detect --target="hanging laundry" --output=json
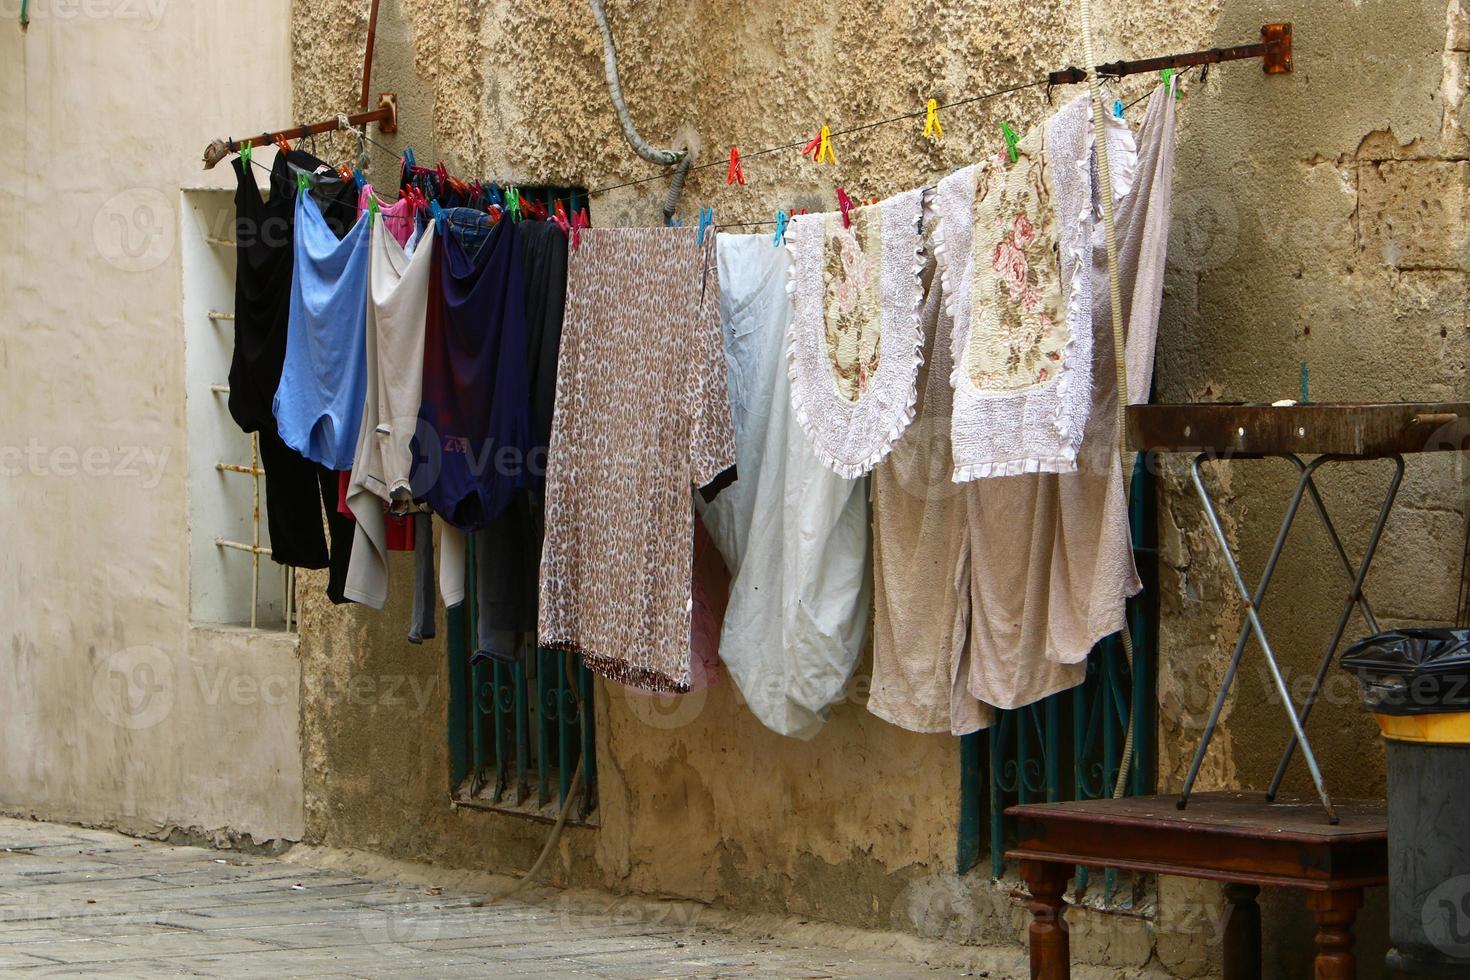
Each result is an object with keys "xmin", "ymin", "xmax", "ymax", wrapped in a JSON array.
[
  {"xmin": 868, "ymin": 215, "xmax": 991, "ymax": 736},
  {"xmin": 274, "ymin": 179, "xmax": 372, "ymax": 473},
  {"xmin": 934, "ymin": 94, "xmax": 1095, "ymax": 481},
  {"xmin": 468, "ymin": 219, "xmax": 574, "ymax": 663},
  {"xmin": 358, "ymin": 183, "xmax": 417, "ymax": 247},
  {"xmin": 539, "ymin": 227, "xmax": 736, "ymax": 694},
  {"xmin": 342, "ymin": 219, "xmax": 437, "ymax": 610},
  {"xmin": 697, "ymin": 233, "xmax": 870, "ymax": 739},
  {"xmin": 230, "ymin": 151, "xmax": 356, "ymax": 574},
  {"xmin": 785, "ymin": 189, "xmax": 926, "ymax": 478},
  {"xmin": 960, "ymin": 86, "xmax": 1177, "ymax": 709},
  {"xmin": 416, "ymin": 211, "xmax": 533, "ymax": 531}
]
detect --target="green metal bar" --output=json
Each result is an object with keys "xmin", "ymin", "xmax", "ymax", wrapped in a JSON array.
[
  {"xmin": 989, "ymin": 715, "xmax": 1007, "ymax": 880},
  {"xmin": 513, "ymin": 656, "xmax": 529, "ymax": 804},
  {"xmin": 445, "ymin": 601, "xmax": 471, "ymax": 789},
  {"xmin": 466, "ymin": 536, "xmax": 486, "ymax": 790},
  {"xmin": 491, "ymin": 662, "xmax": 507, "ymax": 802},
  {"xmin": 1044, "ymin": 698, "xmax": 1061, "ymax": 802},
  {"xmin": 578, "ymin": 664, "xmax": 597, "ymax": 818},
  {"xmin": 536, "ymin": 647, "xmax": 551, "ymax": 804},
  {"xmin": 958, "ymin": 732, "xmax": 984, "ymax": 873},
  {"xmin": 557, "ymin": 651, "xmax": 571, "ymax": 806}
]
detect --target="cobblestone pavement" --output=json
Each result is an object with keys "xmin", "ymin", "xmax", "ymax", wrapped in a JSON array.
[{"xmin": 0, "ymin": 817, "xmax": 977, "ymax": 978}]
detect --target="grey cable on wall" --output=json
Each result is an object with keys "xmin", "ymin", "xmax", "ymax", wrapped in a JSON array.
[{"xmin": 587, "ymin": 0, "xmax": 694, "ymax": 224}]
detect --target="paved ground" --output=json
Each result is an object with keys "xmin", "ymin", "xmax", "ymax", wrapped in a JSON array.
[{"xmin": 0, "ymin": 817, "xmax": 977, "ymax": 978}]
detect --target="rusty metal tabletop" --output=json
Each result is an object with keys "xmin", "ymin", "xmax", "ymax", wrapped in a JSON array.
[{"xmin": 1127, "ymin": 402, "xmax": 1470, "ymax": 456}]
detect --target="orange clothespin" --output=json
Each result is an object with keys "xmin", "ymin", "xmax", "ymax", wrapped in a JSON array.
[
  {"xmin": 273, "ymin": 132, "xmax": 293, "ymax": 157},
  {"xmin": 726, "ymin": 146, "xmax": 746, "ymax": 186},
  {"xmin": 836, "ymin": 187, "xmax": 854, "ymax": 229},
  {"xmin": 801, "ymin": 125, "xmax": 836, "ymax": 165}
]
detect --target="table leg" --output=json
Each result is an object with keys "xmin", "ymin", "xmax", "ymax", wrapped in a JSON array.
[
  {"xmin": 1185, "ymin": 453, "xmax": 1338, "ymax": 822},
  {"xmin": 1307, "ymin": 888, "xmax": 1363, "ymax": 980},
  {"xmin": 1020, "ymin": 859, "xmax": 1071, "ymax": 980},
  {"xmin": 1222, "ymin": 883, "xmax": 1262, "ymax": 980},
  {"xmin": 1266, "ymin": 454, "xmax": 1403, "ymax": 800}
]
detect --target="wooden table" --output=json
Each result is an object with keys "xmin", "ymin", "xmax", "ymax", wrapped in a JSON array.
[{"xmin": 1007, "ymin": 792, "xmax": 1388, "ymax": 979}]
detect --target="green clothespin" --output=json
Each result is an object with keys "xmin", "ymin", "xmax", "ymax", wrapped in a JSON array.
[
  {"xmin": 368, "ymin": 195, "xmax": 380, "ymax": 229},
  {"xmin": 1001, "ymin": 122, "xmax": 1019, "ymax": 163},
  {"xmin": 506, "ymin": 186, "xmax": 522, "ymax": 223},
  {"xmin": 239, "ymin": 140, "xmax": 252, "ymax": 168},
  {"xmin": 296, "ymin": 170, "xmax": 310, "ymax": 195},
  {"xmin": 1161, "ymin": 68, "xmax": 1183, "ymax": 98}
]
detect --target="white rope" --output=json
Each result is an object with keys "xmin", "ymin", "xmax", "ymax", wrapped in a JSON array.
[{"xmin": 1080, "ymin": 0, "xmax": 1140, "ymax": 801}]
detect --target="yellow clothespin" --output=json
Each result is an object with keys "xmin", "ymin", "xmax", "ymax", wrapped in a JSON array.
[
  {"xmin": 803, "ymin": 124, "xmax": 836, "ymax": 166},
  {"xmin": 922, "ymin": 98, "xmax": 944, "ymax": 142}
]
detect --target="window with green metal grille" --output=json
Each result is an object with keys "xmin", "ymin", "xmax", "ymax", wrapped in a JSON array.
[
  {"xmin": 958, "ymin": 454, "xmax": 1159, "ymax": 892},
  {"xmin": 446, "ymin": 536, "xmax": 597, "ymax": 822}
]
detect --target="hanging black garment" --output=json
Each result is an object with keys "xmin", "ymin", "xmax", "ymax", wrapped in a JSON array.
[{"xmin": 229, "ymin": 150, "xmax": 357, "ymax": 573}]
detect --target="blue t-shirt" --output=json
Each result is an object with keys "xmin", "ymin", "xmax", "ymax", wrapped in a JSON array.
[{"xmin": 274, "ymin": 185, "xmax": 371, "ymax": 471}]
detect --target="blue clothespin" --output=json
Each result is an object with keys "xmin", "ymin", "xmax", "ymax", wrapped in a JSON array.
[
  {"xmin": 488, "ymin": 182, "xmax": 504, "ymax": 208},
  {"xmin": 352, "ymin": 167, "xmax": 366, "ymax": 190},
  {"xmin": 402, "ymin": 146, "xmax": 416, "ymax": 171},
  {"xmin": 669, "ymin": 216, "xmax": 684, "ymax": 228},
  {"xmin": 430, "ymin": 199, "xmax": 446, "ymax": 233},
  {"xmin": 696, "ymin": 206, "xmax": 715, "ymax": 246},
  {"xmin": 1113, "ymin": 99, "xmax": 1124, "ymax": 119},
  {"xmin": 772, "ymin": 209, "xmax": 789, "ymax": 247}
]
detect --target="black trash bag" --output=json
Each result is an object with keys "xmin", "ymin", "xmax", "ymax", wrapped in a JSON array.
[{"xmin": 1340, "ymin": 628, "xmax": 1470, "ymax": 715}]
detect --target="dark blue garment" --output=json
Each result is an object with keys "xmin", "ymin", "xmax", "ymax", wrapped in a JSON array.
[{"xmin": 414, "ymin": 216, "xmax": 534, "ymax": 531}]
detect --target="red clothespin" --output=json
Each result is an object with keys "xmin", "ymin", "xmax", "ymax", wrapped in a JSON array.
[
  {"xmin": 487, "ymin": 204, "xmax": 503, "ymax": 225},
  {"xmin": 726, "ymin": 146, "xmax": 746, "ymax": 186},
  {"xmin": 801, "ymin": 125, "xmax": 836, "ymax": 165},
  {"xmin": 336, "ymin": 164, "xmax": 354, "ymax": 184},
  {"xmin": 551, "ymin": 200, "xmax": 571, "ymax": 238},
  {"xmin": 521, "ymin": 195, "xmax": 547, "ymax": 221},
  {"xmin": 836, "ymin": 187, "xmax": 854, "ymax": 229},
  {"xmin": 570, "ymin": 208, "xmax": 589, "ymax": 250},
  {"xmin": 273, "ymin": 132, "xmax": 293, "ymax": 157}
]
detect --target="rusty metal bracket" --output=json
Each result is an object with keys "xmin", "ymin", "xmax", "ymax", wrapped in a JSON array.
[
  {"xmin": 201, "ymin": 93, "xmax": 399, "ymax": 170},
  {"xmin": 1048, "ymin": 23, "xmax": 1293, "ymax": 88}
]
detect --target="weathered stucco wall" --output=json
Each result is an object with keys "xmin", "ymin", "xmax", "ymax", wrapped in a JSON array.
[
  {"xmin": 191, "ymin": 0, "xmax": 1470, "ymax": 974},
  {"xmin": 0, "ymin": 0, "xmax": 307, "ymax": 845}
]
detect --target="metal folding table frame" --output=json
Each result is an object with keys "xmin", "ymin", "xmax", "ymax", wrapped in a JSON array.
[{"xmin": 1128, "ymin": 402, "xmax": 1469, "ymax": 823}]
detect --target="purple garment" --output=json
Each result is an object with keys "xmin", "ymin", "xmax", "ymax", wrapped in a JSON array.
[{"xmin": 415, "ymin": 217, "xmax": 534, "ymax": 531}]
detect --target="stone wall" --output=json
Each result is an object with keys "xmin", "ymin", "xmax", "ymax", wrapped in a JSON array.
[{"xmin": 284, "ymin": 1, "xmax": 1469, "ymax": 976}]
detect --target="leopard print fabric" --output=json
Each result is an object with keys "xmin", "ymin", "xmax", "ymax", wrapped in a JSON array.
[{"xmin": 538, "ymin": 227, "xmax": 735, "ymax": 693}]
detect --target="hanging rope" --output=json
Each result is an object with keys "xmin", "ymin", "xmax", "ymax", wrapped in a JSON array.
[
  {"xmin": 586, "ymin": 0, "xmax": 693, "ymax": 224},
  {"xmin": 1080, "ymin": 0, "xmax": 1141, "ymax": 802}
]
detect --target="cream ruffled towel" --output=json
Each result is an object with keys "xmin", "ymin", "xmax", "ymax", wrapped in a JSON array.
[
  {"xmin": 785, "ymin": 189, "xmax": 926, "ymax": 478},
  {"xmin": 935, "ymin": 94, "xmax": 1096, "ymax": 481}
]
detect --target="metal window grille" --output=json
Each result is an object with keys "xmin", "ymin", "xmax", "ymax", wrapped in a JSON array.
[
  {"xmin": 447, "ymin": 535, "xmax": 596, "ymax": 822},
  {"xmin": 958, "ymin": 454, "xmax": 1159, "ymax": 895}
]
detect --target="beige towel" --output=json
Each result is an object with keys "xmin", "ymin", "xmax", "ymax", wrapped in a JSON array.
[{"xmin": 869, "ymin": 234, "xmax": 992, "ymax": 735}]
